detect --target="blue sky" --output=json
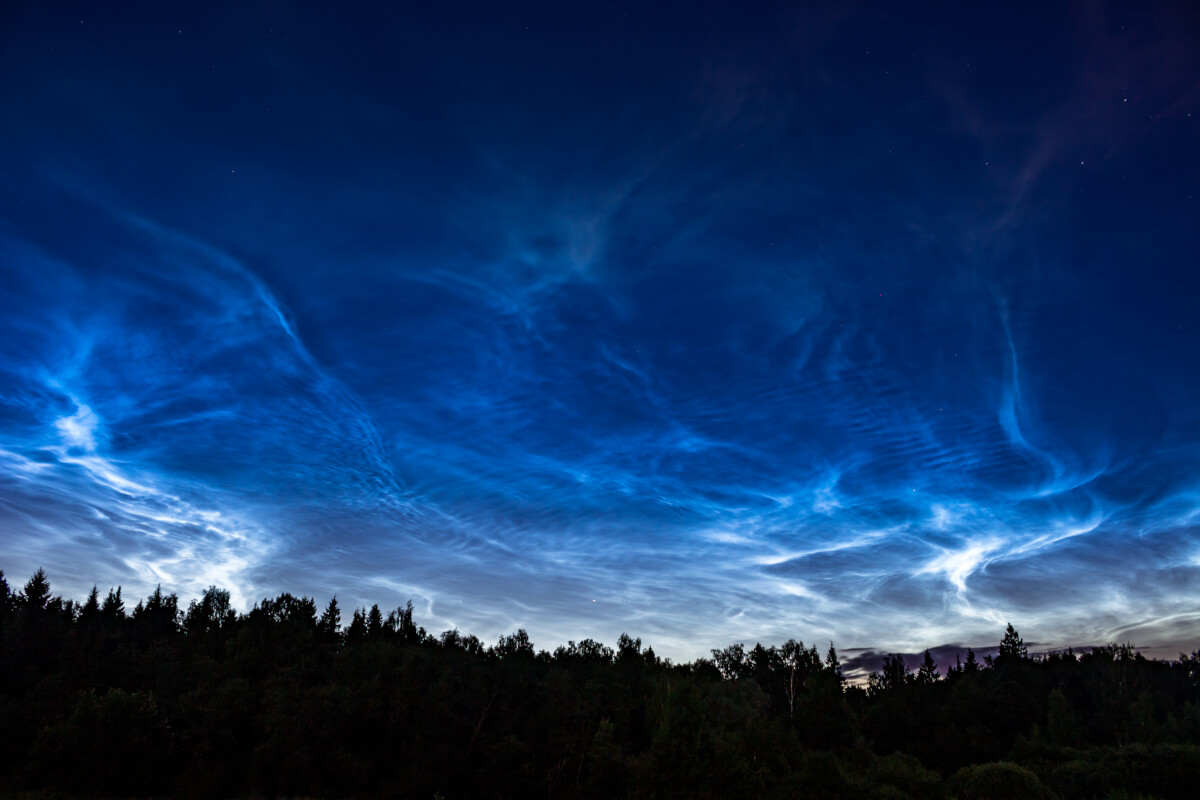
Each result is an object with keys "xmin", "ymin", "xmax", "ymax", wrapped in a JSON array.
[{"xmin": 2, "ymin": 1, "xmax": 1199, "ymax": 663}]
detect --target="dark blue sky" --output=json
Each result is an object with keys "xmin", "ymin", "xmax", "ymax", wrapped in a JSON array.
[{"xmin": 2, "ymin": 1, "xmax": 1199, "ymax": 664}]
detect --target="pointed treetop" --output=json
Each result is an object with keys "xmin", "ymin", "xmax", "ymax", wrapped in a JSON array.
[
  {"xmin": 825, "ymin": 642, "xmax": 843, "ymax": 679},
  {"xmin": 22, "ymin": 568, "xmax": 51, "ymax": 610},
  {"xmin": 346, "ymin": 607, "xmax": 367, "ymax": 641},
  {"xmin": 102, "ymin": 586, "xmax": 125, "ymax": 619},
  {"xmin": 917, "ymin": 649, "xmax": 940, "ymax": 684},
  {"xmin": 367, "ymin": 603, "xmax": 384, "ymax": 637},
  {"xmin": 999, "ymin": 623, "xmax": 1028, "ymax": 660},
  {"xmin": 319, "ymin": 595, "xmax": 342, "ymax": 635},
  {"xmin": 81, "ymin": 585, "xmax": 101, "ymax": 621}
]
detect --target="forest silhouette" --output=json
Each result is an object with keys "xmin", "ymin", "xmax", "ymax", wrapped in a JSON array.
[{"xmin": 2, "ymin": 567, "xmax": 1199, "ymax": 799}]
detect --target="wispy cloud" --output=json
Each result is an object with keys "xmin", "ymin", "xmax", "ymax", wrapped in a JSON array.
[{"xmin": 2, "ymin": 2, "xmax": 1199, "ymax": 661}]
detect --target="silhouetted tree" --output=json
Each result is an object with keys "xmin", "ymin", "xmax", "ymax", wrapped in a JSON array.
[
  {"xmin": 870, "ymin": 653, "xmax": 911, "ymax": 694},
  {"xmin": 345, "ymin": 606, "xmax": 367, "ymax": 643},
  {"xmin": 366, "ymin": 603, "xmax": 384, "ymax": 638},
  {"xmin": 555, "ymin": 637, "xmax": 615, "ymax": 663},
  {"xmin": 183, "ymin": 586, "xmax": 236, "ymax": 636},
  {"xmin": 825, "ymin": 641, "xmax": 843, "ymax": 683},
  {"xmin": 388, "ymin": 599, "xmax": 426, "ymax": 644},
  {"xmin": 318, "ymin": 595, "xmax": 341, "ymax": 641},
  {"xmin": 0, "ymin": 569, "xmax": 11, "ymax": 618},
  {"xmin": 495, "ymin": 628, "xmax": 534, "ymax": 658},
  {"xmin": 131, "ymin": 585, "xmax": 179, "ymax": 640},
  {"xmin": 20, "ymin": 568, "xmax": 51, "ymax": 610},
  {"xmin": 711, "ymin": 642, "xmax": 749, "ymax": 681},
  {"xmin": 439, "ymin": 627, "xmax": 485, "ymax": 655},
  {"xmin": 256, "ymin": 592, "xmax": 317, "ymax": 629},
  {"xmin": 79, "ymin": 585, "xmax": 101, "ymax": 626},
  {"xmin": 780, "ymin": 639, "xmax": 806, "ymax": 717},
  {"xmin": 998, "ymin": 623, "xmax": 1027, "ymax": 660},
  {"xmin": 917, "ymin": 650, "xmax": 940, "ymax": 684},
  {"xmin": 616, "ymin": 632, "xmax": 642, "ymax": 664},
  {"xmin": 101, "ymin": 587, "xmax": 125, "ymax": 621}
]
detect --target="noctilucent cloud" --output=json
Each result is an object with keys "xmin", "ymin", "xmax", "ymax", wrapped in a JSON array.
[{"xmin": 1, "ymin": 2, "xmax": 1198, "ymax": 663}]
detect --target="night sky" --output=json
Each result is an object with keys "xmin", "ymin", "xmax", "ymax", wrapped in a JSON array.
[{"xmin": 2, "ymin": 2, "xmax": 1199, "ymax": 668}]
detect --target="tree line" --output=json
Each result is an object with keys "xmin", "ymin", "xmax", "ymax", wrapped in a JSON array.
[{"xmin": 2, "ymin": 566, "xmax": 1199, "ymax": 798}]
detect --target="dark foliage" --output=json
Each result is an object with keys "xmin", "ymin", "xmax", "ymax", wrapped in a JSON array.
[{"xmin": 1, "ymin": 566, "xmax": 1198, "ymax": 798}]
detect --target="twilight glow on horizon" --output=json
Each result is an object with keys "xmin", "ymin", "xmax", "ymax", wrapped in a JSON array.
[{"xmin": 2, "ymin": 2, "xmax": 1198, "ymax": 666}]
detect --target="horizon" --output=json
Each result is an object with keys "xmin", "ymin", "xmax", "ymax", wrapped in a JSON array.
[
  {"xmin": 1, "ymin": 563, "xmax": 1190, "ymax": 686},
  {"xmin": 2, "ymin": 2, "xmax": 1199, "ymax": 665}
]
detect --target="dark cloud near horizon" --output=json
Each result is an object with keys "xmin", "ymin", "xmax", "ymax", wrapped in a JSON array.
[
  {"xmin": 1, "ymin": 1, "xmax": 1199, "ymax": 659},
  {"xmin": 839, "ymin": 646, "xmax": 999, "ymax": 683}
]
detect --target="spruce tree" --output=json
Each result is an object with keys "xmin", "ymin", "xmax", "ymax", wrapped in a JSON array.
[
  {"xmin": 999, "ymin": 624, "xmax": 1027, "ymax": 660},
  {"xmin": 21, "ymin": 568, "xmax": 51, "ymax": 610}
]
